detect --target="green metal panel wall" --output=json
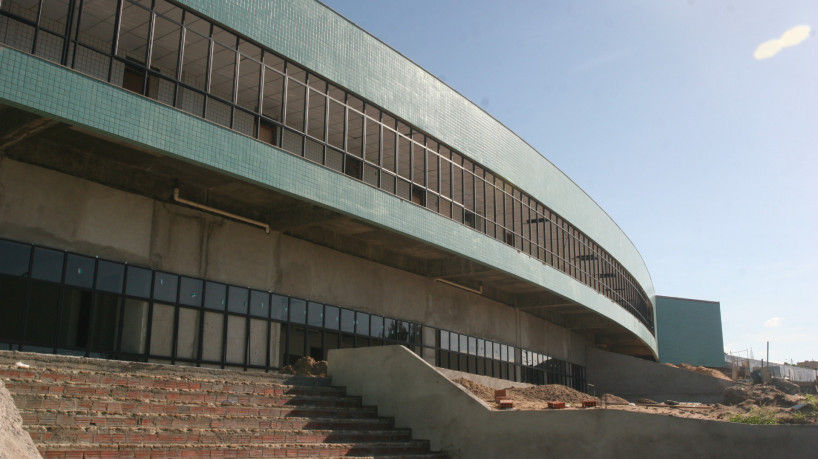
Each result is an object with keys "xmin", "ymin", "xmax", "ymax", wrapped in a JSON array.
[
  {"xmin": 176, "ymin": 0, "xmax": 656, "ymax": 303},
  {"xmin": 656, "ymin": 296, "xmax": 724, "ymax": 367}
]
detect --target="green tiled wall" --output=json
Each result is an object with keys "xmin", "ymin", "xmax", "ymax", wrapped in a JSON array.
[
  {"xmin": 656, "ymin": 296, "xmax": 724, "ymax": 367},
  {"xmin": 176, "ymin": 0, "xmax": 656, "ymax": 303},
  {"xmin": 0, "ymin": 45, "xmax": 657, "ymax": 354}
]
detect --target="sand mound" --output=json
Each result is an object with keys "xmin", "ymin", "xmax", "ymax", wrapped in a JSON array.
[
  {"xmin": 600, "ymin": 393, "xmax": 629, "ymax": 405},
  {"xmin": 453, "ymin": 378, "xmax": 598, "ymax": 409}
]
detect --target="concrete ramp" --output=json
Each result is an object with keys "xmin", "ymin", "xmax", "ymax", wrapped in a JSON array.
[{"xmin": 328, "ymin": 345, "xmax": 818, "ymax": 459}]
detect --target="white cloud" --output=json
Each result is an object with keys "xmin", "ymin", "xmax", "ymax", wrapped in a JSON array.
[
  {"xmin": 754, "ymin": 25, "xmax": 812, "ymax": 60},
  {"xmin": 763, "ymin": 317, "xmax": 783, "ymax": 328}
]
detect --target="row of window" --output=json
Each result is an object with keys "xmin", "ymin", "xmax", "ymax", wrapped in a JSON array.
[
  {"xmin": 0, "ymin": 237, "xmax": 586, "ymax": 389},
  {"xmin": 0, "ymin": 0, "xmax": 653, "ymax": 332}
]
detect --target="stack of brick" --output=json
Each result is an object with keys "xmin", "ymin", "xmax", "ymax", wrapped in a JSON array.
[{"xmin": 0, "ymin": 351, "xmax": 446, "ymax": 458}]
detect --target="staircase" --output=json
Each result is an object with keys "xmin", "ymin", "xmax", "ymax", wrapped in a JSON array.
[{"xmin": 0, "ymin": 351, "xmax": 446, "ymax": 458}]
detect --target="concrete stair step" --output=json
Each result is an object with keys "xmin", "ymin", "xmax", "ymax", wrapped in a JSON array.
[
  {"xmin": 29, "ymin": 425, "xmax": 414, "ymax": 445},
  {"xmin": 38, "ymin": 441, "xmax": 435, "ymax": 457},
  {"xmin": 4, "ymin": 379, "xmax": 360, "ymax": 408},
  {"xmin": 22, "ymin": 409, "xmax": 396, "ymax": 430},
  {"xmin": 13, "ymin": 393, "xmax": 382, "ymax": 419}
]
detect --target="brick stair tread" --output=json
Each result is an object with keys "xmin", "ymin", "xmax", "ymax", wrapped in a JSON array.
[
  {"xmin": 29, "ymin": 424, "xmax": 412, "ymax": 438},
  {"xmin": 0, "ymin": 368, "xmax": 343, "ymax": 395},
  {"xmin": 6, "ymin": 379, "xmax": 358, "ymax": 407},
  {"xmin": 23, "ymin": 408, "xmax": 395, "ymax": 429},
  {"xmin": 14, "ymin": 395, "xmax": 382, "ymax": 420},
  {"xmin": 38, "ymin": 440, "xmax": 433, "ymax": 451}
]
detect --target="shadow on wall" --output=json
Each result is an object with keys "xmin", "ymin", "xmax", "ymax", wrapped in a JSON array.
[{"xmin": 328, "ymin": 345, "xmax": 818, "ymax": 459}]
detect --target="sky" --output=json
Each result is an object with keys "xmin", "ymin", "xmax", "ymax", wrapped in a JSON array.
[{"xmin": 320, "ymin": 0, "xmax": 818, "ymax": 365}]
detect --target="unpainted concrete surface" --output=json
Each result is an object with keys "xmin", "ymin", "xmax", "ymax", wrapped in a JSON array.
[
  {"xmin": 587, "ymin": 347, "xmax": 733, "ymax": 403},
  {"xmin": 328, "ymin": 346, "xmax": 818, "ymax": 459},
  {"xmin": 0, "ymin": 378, "xmax": 40, "ymax": 459}
]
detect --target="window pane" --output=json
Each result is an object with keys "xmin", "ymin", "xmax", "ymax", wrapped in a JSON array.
[
  {"xmin": 40, "ymin": 0, "xmax": 71, "ymax": 32},
  {"xmin": 204, "ymin": 281, "xmax": 226, "ymax": 310},
  {"xmin": 324, "ymin": 305, "xmax": 339, "ymax": 330},
  {"xmin": 179, "ymin": 276, "xmax": 203, "ymax": 307},
  {"xmin": 236, "ymin": 55, "xmax": 260, "ymax": 110},
  {"xmin": 289, "ymin": 298, "xmax": 306, "ymax": 324},
  {"xmin": 96, "ymin": 260, "xmax": 124, "ymax": 293},
  {"xmin": 262, "ymin": 67, "xmax": 284, "ymax": 121},
  {"xmin": 77, "ymin": 0, "xmax": 117, "ymax": 52},
  {"xmin": 125, "ymin": 266, "xmax": 152, "ymax": 298},
  {"xmin": 356, "ymin": 312, "xmax": 369, "ymax": 336},
  {"xmin": 307, "ymin": 302, "xmax": 323, "ymax": 327},
  {"xmin": 285, "ymin": 79, "xmax": 306, "ymax": 131},
  {"xmin": 116, "ymin": 1, "xmax": 151, "ymax": 63},
  {"xmin": 0, "ymin": 239, "xmax": 30, "ymax": 277},
  {"xmin": 250, "ymin": 290, "xmax": 269, "ymax": 318},
  {"xmin": 370, "ymin": 315, "xmax": 384, "ymax": 339},
  {"xmin": 181, "ymin": 30, "xmax": 208, "ymax": 90},
  {"xmin": 151, "ymin": 15, "xmax": 181, "ymax": 79},
  {"xmin": 340, "ymin": 309, "xmax": 354, "ymax": 333},
  {"xmin": 327, "ymin": 100, "xmax": 344, "ymax": 149},
  {"xmin": 382, "ymin": 128, "xmax": 396, "ymax": 172},
  {"xmin": 306, "ymin": 90, "xmax": 325, "ymax": 140},
  {"xmin": 347, "ymin": 109, "xmax": 363, "ymax": 157},
  {"xmin": 364, "ymin": 118, "xmax": 379, "ymax": 164},
  {"xmin": 31, "ymin": 247, "xmax": 63, "ymax": 283},
  {"xmin": 153, "ymin": 272, "xmax": 178, "ymax": 303},
  {"xmin": 210, "ymin": 43, "xmax": 235, "ymax": 101},
  {"xmin": 227, "ymin": 286, "xmax": 248, "ymax": 314},
  {"xmin": 271, "ymin": 294, "xmax": 288, "ymax": 321}
]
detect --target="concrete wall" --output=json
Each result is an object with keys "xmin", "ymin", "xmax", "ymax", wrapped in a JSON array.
[
  {"xmin": 586, "ymin": 347, "xmax": 733, "ymax": 403},
  {"xmin": 328, "ymin": 345, "xmax": 818, "ymax": 459},
  {"xmin": 656, "ymin": 296, "xmax": 725, "ymax": 367},
  {"xmin": 0, "ymin": 157, "xmax": 587, "ymax": 364}
]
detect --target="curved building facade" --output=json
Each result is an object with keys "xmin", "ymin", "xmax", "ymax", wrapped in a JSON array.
[{"xmin": 0, "ymin": 0, "xmax": 656, "ymax": 390}]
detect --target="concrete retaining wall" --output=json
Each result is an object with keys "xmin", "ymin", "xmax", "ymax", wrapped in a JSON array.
[
  {"xmin": 586, "ymin": 347, "xmax": 734, "ymax": 403},
  {"xmin": 328, "ymin": 346, "xmax": 818, "ymax": 458}
]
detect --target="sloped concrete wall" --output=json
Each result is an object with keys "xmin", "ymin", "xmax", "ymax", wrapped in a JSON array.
[
  {"xmin": 586, "ymin": 347, "xmax": 733, "ymax": 403},
  {"xmin": 328, "ymin": 346, "xmax": 818, "ymax": 459},
  {"xmin": 0, "ymin": 379, "xmax": 40, "ymax": 459}
]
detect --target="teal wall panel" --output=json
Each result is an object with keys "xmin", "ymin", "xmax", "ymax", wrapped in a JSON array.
[{"xmin": 656, "ymin": 296, "xmax": 724, "ymax": 367}]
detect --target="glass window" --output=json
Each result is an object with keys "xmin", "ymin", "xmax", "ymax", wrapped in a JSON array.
[
  {"xmin": 261, "ymin": 66, "xmax": 284, "ymax": 120},
  {"xmin": 76, "ymin": 0, "xmax": 117, "ymax": 52},
  {"xmin": 340, "ymin": 308, "xmax": 355, "ymax": 333},
  {"xmin": 125, "ymin": 266, "xmax": 152, "ymax": 297},
  {"xmin": 249, "ymin": 290, "xmax": 269, "ymax": 318},
  {"xmin": 289, "ymin": 298, "xmax": 306, "ymax": 324},
  {"xmin": 327, "ymin": 100, "xmax": 345, "ymax": 149},
  {"xmin": 306, "ymin": 89, "xmax": 326, "ymax": 140},
  {"xmin": 96, "ymin": 260, "xmax": 125, "ymax": 293},
  {"xmin": 355, "ymin": 311, "xmax": 369, "ymax": 335},
  {"xmin": 204, "ymin": 281, "xmax": 226, "ymax": 310},
  {"xmin": 0, "ymin": 239, "xmax": 30, "ymax": 277},
  {"xmin": 179, "ymin": 276, "xmax": 203, "ymax": 307},
  {"xmin": 31, "ymin": 247, "xmax": 63, "ymax": 282},
  {"xmin": 347, "ymin": 109, "xmax": 363, "ymax": 157},
  {"xmin": 209, "ymin": 42, "xmax": 236, "ymax": 101},
  {"xmin": 153, "ymin": 272, "xmax": 178, "ymax": 303},
  {"xmin": 383, "ymin": 318, "xmax": 395, "ymax": 340},
  {"xmin": 151, "ymin": 15, "xmax": 181, "ymax": 79},
  {"xmin": 370, "ymin": 315, "xmax": 384, "ymax": 338},
  {"xmin": 181, "ymin": 29, "xmax": 208, "ymax": 90},
  {"xmin": 271, "ymin": 294, "xmax": 288, "ymax": 321},
  {"xmin": 236, "ymin": 54, "xmax": 260, "ymax": 110},
  {"xmin": 307, "ymin": 301, "xmax": 323, "ymax": 327},
  {"xmin": 227, "ymin": 285, "xmax": 248, "ymax": 314},
  {"xmin": 324, "ymin": 305, "xmax": 340, "ymax": 330},
  {"xmin": 285, "ymin": 79, "xmax": 306, "ymax": 131},
  {"xmin": 116, "ymin": 1, "xmax": 151, "ymax": 63}
]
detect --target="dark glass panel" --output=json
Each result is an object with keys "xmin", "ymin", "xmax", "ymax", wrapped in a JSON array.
[
  {"xmin": 327, "ymin": 99, "xmax": 344, "ymax": 149},
  {"xmin": 236, "ymin": 54, "xmax": 260, "ymax": 110},
  {"xmin": 32, "ymin": 247, "xmax": 63, "ymax": 282},
  {"xmin": 370, "ymin": 315, "xmax": 384, "ymax": 339},
  {"xmin": 153, "ymin": 272, "xmax": 178, "ymax": 303},
  {"xmin": 179, "ymin": 276, "xmax": 202, "ymax": 307},
  {"xmin": 285, "ymin": 79, "xmax": 306, "ymax": 131},
  {"xmin": 227, "ymin": 286, "xmax": 248, "ymax": 314},
  {"xmin": 382, "ymin": 127, "xmax": 396, "ymax": 172},
  {"xmin": 116, "ymin": 1, "xmax": 151, "ymax": 63},
  {"xmin": 355, "ymin": 311, "xmax": 369, "ymax": 336},
  {"xmin": 181, "ymin": 29, "xmax": 208, "ymax": 90},
  {"xmin": 96, "ymin": 260, "xmax": 124, "ymax": 293},
  {"xmin": 76, "ymin": 0, "xmax": 117, "ymax": 52},
  {"xmin": 154, "ymin": 0, "xmax": 182, "ymax": 22},
  {"xmin": 1, "ymin": 0, "xmax": 39, "ymax": 21},
  {"xmin": 151, "ymin": 15, "xmax": 181, "ymax": 79},
  {"xmin": 25, "ymin": 280, "xmax": 60, "ymax": 346},
  {"xmin": 40, "ymin": 0, "xmax": 71, "ymax": 32},
  {"xmin": 89, "ymin": 292, "xmax": 120, "ymax": 354},
  {"xmin": 289, "ymin": 298, "xmax": 306, "ymax": 324},
  {"xmin": 271, "ymin": 294, "xmax": 288, "ymax": 321},
  {"xmin": 204, "ymin": 281, "xmax": 226, "ymax": 310},
  {"xmin": 0, "ymin": 276, "xmax": 26, "ymax": 341},
  {"xmin": 324, "ymin": 305, "xmax": 339, "ymax": 330},
  {"xmin": 0, "ymin": 239, "xmax": 30, "ymax": 277},
  {"xmin": 340, "ymin": 308, "xmax": 354, "ymax": 333},
  {"xmin": 306, "ymin": 89, "xmax": 326, "ymax": 140},
  {"xmin": 64, "ymin": 254, "xmax": 95, "ymax": 289},
  {"xmin": 347, "ymin": 108, "xmax": 363, "ymax": 157},
  {"xmin": 209, "ymin": 42, "xmax": 235, "ymax": 101},
  {"xmin": 250, "ymin": 290, "xmax": 269, "ymax": 318},
  {"xmin": 307, "ymin": 302, "xmax": 323, "ymax": 327},
  {"xmin": 364, "ymin": 118, "xmax": 379, "ymax": 164},
  {"xmin": 125, "ymin": 266, "xmax": 152, "ymax": 298},
  {"xmin": 261, "ymin": 66, "xmax": 284, "ymax": 120}
]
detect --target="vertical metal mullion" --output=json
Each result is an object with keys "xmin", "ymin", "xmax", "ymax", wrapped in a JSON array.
[
  {"xmin": 30, "ymin": 0, "xmax": 43, "ymax": 54},
  {"xmin": 196, "ymin": 281, "xmax": 206, "ymax": 366},
  {"xmin": 19, "ymin": 245, "xmax": 35, "ymax": 351},
  {"xmin": 256, "ymin": 54, "xmax": 265, "ymax": 139},
  {"xmin": 52, "ymin": 249, "xmax": 70, "ymax": 354},
  {"xmin": 173, "ymin": 16, "xmax": 185, "ymax": 107},
  {"xmin": 220, "ymin": 287, "xmax": 229, "ymax": 369},
  {"xmin": 60, "ymin": 0, "xmax": 77, "ymax": 66},
  {"xmin": 170, "ymin": 275, "xmax": 181, "ymax": 365},
  {"xmin": 107, "ymin": 0, "xmax": 123, "ymax": 83},
  {"xmin": 142, "ymin": 3, "xmax": 156, "ymax": 94},
  {"xmin": 229, "ymin": 36, "xmax": 239, "ymax": 129},
  {"xmin": 84, "ymin": 257, "xmax": 101, "ymax": 357},
  {"xmin": 69, "ymin": 0, "xmax": 85, "ymax": 68},
  {"xmin": 202, "ymin": 23, "xmax": 213, "ymax": 117},
  {"xmin": 243, "ymin": 297, "xmax": 250, "ymax": 370},
  {"xmin": 115, "ymin": 265, "xmax": 129, "ymax": 359}
]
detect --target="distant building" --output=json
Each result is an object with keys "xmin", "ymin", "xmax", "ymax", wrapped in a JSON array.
[{"xmin": 797, "ymin": 361, "xmax": 818, "ymax": 370}]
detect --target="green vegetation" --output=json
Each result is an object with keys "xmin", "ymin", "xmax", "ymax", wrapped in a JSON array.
[{"xmin": 729, "ymin": 409, "xmax": 779, "ymax": 425}]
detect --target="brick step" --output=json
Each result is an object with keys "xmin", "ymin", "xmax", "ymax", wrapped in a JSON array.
[
  {"xmin": 0, "ymin": 367, "xmax": 342, "ymax": 396},
  {"xmin": 38, "ymin": 441, "xmax": 435, "ymax": 458},
  {"xmin": 5, "ymin": 379, "xmax": 360, "ymax": 408},
  {"xmin": 13, "ymin": 394, "xmax": 382, "ymax": 419},
  {"xmin": 28, "ymin": 425, "xmax": 414, "ymax": 445},
  {"xmin": 22, "ymin": 409, "xmax": 396, "ymax": 430},
  {"xmin": 0, "ymin": 352, "xmax": 334, "ymax": 388}
]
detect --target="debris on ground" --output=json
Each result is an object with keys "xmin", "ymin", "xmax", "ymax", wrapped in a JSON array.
[
  {"xmin": 664, "ymin": 363, "xmax": 732, "ymax": 381},
  {"xmin": 279, "ymin": 356, "xmax": 327, "ymax": 377},
  {"xmin": 636, "ymin": 398, "xmax": 658, "ymax": 405},
  {"xmin": 722, "ymin": 384, "xmax": 800, "ymax": 407},
  {"xmin": 600, "ymin": 393, "xmax": 629, "ymax": 405}
]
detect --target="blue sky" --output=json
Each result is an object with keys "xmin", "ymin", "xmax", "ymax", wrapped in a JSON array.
[{"xmin": 321, "ymin": 0, "xmax": 817, "ymax": 364}]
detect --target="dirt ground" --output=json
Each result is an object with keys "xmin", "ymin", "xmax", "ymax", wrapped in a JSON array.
[{"xmin": 452, "ymin": 377, "xmax": 817, "ymax": 424}]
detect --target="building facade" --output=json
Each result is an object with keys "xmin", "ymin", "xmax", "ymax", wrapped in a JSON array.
[{"xmin": 0, "ymin": 0, "xmax": 659, "ymax": 391}]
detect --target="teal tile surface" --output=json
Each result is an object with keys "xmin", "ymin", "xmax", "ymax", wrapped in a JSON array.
[{"xmin": 656, "ymin": 296, "xmax": 724, "ymax": 367}]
